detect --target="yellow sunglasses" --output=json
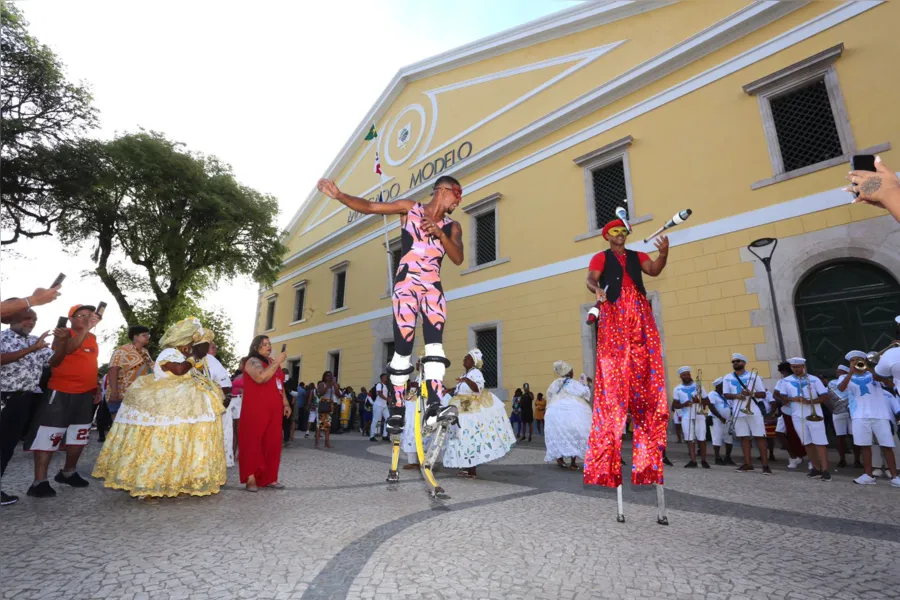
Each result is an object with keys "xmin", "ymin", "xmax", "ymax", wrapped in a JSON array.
[{"xmin": 607, "ymin": 227, "xmax": 630, "ymax": 237}]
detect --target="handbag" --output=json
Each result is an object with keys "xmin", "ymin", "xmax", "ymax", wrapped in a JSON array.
[{"xmin": 318, "ymin": 399, "xmax": 333, "ymax": 414}]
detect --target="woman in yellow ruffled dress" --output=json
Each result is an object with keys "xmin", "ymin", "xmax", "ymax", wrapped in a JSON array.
[{"xmin": 92, "ymin": 318, "xmax": 227, "ymax": 498}]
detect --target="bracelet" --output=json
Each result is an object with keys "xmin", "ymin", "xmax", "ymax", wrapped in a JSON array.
[{"xmin": 25, "ymin": 296, "xmax": 32, "ymax": 309}]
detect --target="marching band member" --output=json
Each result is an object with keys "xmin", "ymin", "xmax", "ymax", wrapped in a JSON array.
[
  {"xmin": 707, "ymin": 377, "xmax": 735, "ymax": 466},
  {"xmin": 838, "ymin": 351, "xmax": 900, "ymax": 487},
  {"xmin": 722, "ymin": 353, "xmax": 771, "ymax": 475},
  {"xmin": 773, "ymin": 362, "xmax": 804, "ymax": 470},
  {"xmin": 827, "ymin": 365, "xmax": 858, "ymax": 468},
  {"xmin": 672, "ymin": 367, "xmax": 709, "ymax": 468},
  {"xmin": 776, "ymin": 357, "xmax": 831, "ymax": 481}
]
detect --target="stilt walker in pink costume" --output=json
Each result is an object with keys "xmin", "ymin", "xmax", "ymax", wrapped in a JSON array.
[{"xmin": 583, "ymin": 215, "xmax": 671, "ymax": 524}]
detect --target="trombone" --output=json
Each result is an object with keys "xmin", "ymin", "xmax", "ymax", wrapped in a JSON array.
[
  {"xmin": 694, "ymin": 369, "xmax": 709, "ymax": 417},
  {"xmin": 853, "ymin": 341, "xmax": 900, "ymax": 370},
  {"xmin": 804, "ymin": 374, "xmax": 823, "ymax": 422},
  {"xmin": 740, "ymin": 368, "xmax": 759, "ymax": 415}
]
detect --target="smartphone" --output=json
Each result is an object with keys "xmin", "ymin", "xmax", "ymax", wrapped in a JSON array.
[
  {"xmin": 281, "ymin": 344, "xmax": 287, "ymax": 353},
  {"xmin": 850, "ymin": 155, "xmax": 876, "ymax": 198},
  {"xmin": 56, "ymin": 316, "xmax": 68, "ymax": 329},
  {"xmin": 95, "ymin": 302, "xmax": 107, "ymax": 317},
  {"xmin": 50, "ymin": 273, "xmax": 66, "ymax": 288}
]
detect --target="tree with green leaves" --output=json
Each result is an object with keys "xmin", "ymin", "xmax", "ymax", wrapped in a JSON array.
[
  {"xmin": 48, "ymin": 131, "xmax": 285, "ymax": 359},
  {"xmin": 1, "ymin": 1, "xmax": 97, "ymax": 244}
]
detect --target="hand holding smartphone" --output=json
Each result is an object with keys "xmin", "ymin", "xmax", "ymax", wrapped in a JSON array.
[{"xmin": 850, "ymin": 155, "xmax": 876, "ymax": 198}]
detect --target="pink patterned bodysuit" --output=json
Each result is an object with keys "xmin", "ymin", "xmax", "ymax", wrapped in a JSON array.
[{"xmin": 392, "ymin": 203, "xmax": 454, "ymax": 403}]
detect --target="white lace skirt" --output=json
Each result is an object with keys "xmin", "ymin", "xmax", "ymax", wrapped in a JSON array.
[
  {"xmin": 443, "ymin": 393, "xmax": 516, "ymax": 468},
  {"xmin": 222, "ymin": 413, "xmax": 234, "ymax": 468},
  {"xmin": 544, "ymin": 395, "xmax": 592, "ymax": 461}
]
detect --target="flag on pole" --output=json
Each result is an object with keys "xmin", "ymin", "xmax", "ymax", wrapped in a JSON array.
[
  {"xmin": 374, "ymin": 151, "xmax": 382, "ymax": 176},
  {"xmin": 364, "ymin": 124, "xmax": 378, "ymax": 141}
]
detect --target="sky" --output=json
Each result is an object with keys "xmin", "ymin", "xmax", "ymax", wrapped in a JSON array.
[{"xmin": 2, "ymin": 0, "xmax": 581, "ymax": 362}]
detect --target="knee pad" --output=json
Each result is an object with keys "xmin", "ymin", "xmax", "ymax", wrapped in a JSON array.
[
  {"xmin": 422, "ymin": 344, "xmax": 451, "ymax": 381},
  {"xmin": 387, "ymin": 354, "xmax": 414, "ymax": 388}
]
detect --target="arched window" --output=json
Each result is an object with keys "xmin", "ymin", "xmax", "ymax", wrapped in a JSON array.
[{"xmin": 794, "ymin": 261, "xmax": 900, "ymax": 376}]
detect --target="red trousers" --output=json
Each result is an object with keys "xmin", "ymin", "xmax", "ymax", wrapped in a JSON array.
[
  {"xmin": 584, "ymin": 286, "xmax": 668, "ymax": 488},
  {"xmin": 238, "ymin": 392, "xmax": 283, "ymax": 486}
]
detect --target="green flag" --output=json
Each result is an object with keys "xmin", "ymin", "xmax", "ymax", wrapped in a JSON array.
[{"xmin": 364, "ymin": 124, "xmax": 378, "ymax": 141}]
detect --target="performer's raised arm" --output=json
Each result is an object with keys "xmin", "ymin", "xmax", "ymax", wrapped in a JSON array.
[
  {"xmin": 317, "ymin": 179, "xmax": 414, "ymax": 215},
  {"xmin": 640, "ymin": 236, "xmax": 669, "ymax": 277}
]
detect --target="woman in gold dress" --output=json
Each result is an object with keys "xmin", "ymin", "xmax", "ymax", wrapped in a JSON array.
[{"xmin": 92, "ymin": 317, "xmax": 227, "ymax": 497}]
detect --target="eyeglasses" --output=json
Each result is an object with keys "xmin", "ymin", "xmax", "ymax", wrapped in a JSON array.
[
  {"xmin": 607, "ymin": 227, "xmax": 630, "ymax": 237},
  {"xmin": 70, "ymin": 313, "xmax": 92, "ymax": 320}
]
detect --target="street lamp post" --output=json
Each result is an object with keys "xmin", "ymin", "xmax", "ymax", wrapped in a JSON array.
[{"xmin": 748, "ymin": 237, "xmax": 786, "ymax": 363}]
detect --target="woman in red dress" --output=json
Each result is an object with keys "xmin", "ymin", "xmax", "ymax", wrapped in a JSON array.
[
  {"xmin": 583, "ymin": 218, "xmax": 670, "ymax": 489},
  {"xmin": 238, "ymin": 336, "xmax": 290, "ymax": 492}
]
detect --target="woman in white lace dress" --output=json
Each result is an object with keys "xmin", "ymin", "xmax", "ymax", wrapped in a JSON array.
[
  {"xmin": 544, "ymin": 360, "xmax": 593, "ymax": 470},
  {"xmin": 443, "ymin": 349, "xmax": 516, "ymax": 478}
]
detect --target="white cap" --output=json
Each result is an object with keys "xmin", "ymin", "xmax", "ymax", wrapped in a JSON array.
[
  {"xmin": 787, "ymin": 357, "xmax": 806, "ymax": 365},
  {"xmin": 677, "ymin": 366, "xmax": 691, "ymax": 375},
  {"xmin": 731, "ymin": 353, "xmax": 748, "ymax": 362},
  {"xmin": 896, "ymin": 315, "xmax": 900, "ymax": 325},
  {"xmin": 845, "ymin": 350, "xmax": 867, "ymax": 361},
  {"xmin": 837, "ymin": 365, "xmax": 850, "ymax": 373},
  {"xmin": 713, "ymin": 377, "xmax": 724, "ymax": 386}
]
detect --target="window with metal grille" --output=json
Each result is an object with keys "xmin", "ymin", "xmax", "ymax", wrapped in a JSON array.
[
  {"xmin": 333, "ymin": 271, "xmax": 346, "ymax": 309},
  {"xmin": 770, "ymin": 79, "xmax": 842, "ymax": 172},
  {"xmin": 383, "ymin": 342, "xmax": 395, "ymax": 370},
  {"xmin": 475, "ymin": 210, "xmax": 497, "ymax": 266},
  {"xmin": 293, "ymin": 287, "xmax": 305, "ymax": 322},
  {"xmin": 328, "ymin": 351, "xmax": 341, "ymax": 382},
  {"xmin": 265, "ymin": 298, "xmax": 275, "ymax": 330},
  {"xmin": 591, "ymin": 160, "xmax": 628, "ymax": 229},
  {"xmin": 391, "ymin": 247, "xmax": 402, "ymax": 283},
  {"xmin": 475, "ymin": 328, "xmax": 498, "ymax": 389}
]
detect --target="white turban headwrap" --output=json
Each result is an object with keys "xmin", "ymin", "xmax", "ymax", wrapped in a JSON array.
[
  {"xmin": 554, "ymin": 360, "xmax": 573, "ymax": 378},
  {"xmin": 467, "ymin": 349, "xmax": 483, "ymax": 369}
]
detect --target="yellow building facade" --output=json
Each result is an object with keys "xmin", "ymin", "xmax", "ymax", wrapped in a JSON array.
[{"xmin": 256, "ymin": 0, "xmax": 900, "ymax": 399}]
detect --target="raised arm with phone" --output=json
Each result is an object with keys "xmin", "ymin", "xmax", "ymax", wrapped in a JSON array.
[
  {"xmin": 0, "ymin": 273, "xmax": 65, "ymax": 324},
  {"xmin": 845, "ymin": 155, "xmax": 900, "ymax": 224}
]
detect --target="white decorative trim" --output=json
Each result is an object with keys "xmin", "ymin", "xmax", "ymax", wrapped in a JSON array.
[
  {"xmin": 460, "ymin": 257, "xmax": 511, "ymax": 276},
  {"xmin": 326, "ymin": 307, "xmax": 349, "ymax": 316},
  {"xmin": 289, "ymin": 319, "xmax": 307, "ymax": 326},
  {"xmin": 384, "ymin": 104, "xmax": 426, "ymax": 167},
  {"xmin": 278, "ymin": 0, "xmax": 852, "ymax": 264},
  {"xmin": 750, "ymin": 142, "xmax": 891, "ymax": 190},
  {"xmin": 743, "ymin": 42, "xmax": 844, "ymax": 95},
  {"xmin": 326, "ymin": 349, "xmax": 343, "ymax": 380},
  {"xmin": 267, "ymin": 177, "xmax": 887, "ymax": 343},
  {"xmin": 329, "ymin": 260, "xmax": 350, "ymax": 272},
  {"xmin": 462, "ymin": 192, "xmax": 503, "ymax": 215}
]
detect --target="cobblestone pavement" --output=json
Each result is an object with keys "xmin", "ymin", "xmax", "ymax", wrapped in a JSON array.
[{"xmin": 2, "ymin": 431, "xmax": 899, "ymax": 600}]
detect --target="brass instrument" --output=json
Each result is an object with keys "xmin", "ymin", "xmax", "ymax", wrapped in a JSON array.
[
  {"xmin": 852, "ymin": 341, "xmax": 900, "ymax": 370},
  {"xmin": 695, "ymin": 369, "xmax": 709, "ymax": 416},
  {"xmin": 804, "ymin": 374, "xmax": 823, "ymax": 422},
  {"xmin": 740, "ymin": 368, "xmax": 759, "ymax": 415}
]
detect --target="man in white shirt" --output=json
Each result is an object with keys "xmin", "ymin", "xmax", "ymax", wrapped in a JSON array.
[
  {"xmin": 199, "ymin": 340, "xmax": 235, "ymax": 466},
  {"xmin": 671, "ymin": 366, "xmax": 709, "ymax": 469},
  {"xmin": 839, "ymin": 350, "xmax": 900, "ymax": 487},
  {"xmin": 775, "ymin": 357, "xmax": 831, "ymax": 481},
  {"xmin": 370, "ymin": 373, "xmax": 390, "ymax": 441},
  {"xmin": 707, "ymin": 377, "xmax": 735, "ymax": 466},
  {"xmin": 873, "ymin": 315, "xmax": 900, "ymax": 392},
  {"xmin": 827, "ymin": 365, "xmax": 858, "ymax": 468},
  {"xmin": 722, "ymin": 353, "xmax": 771, "ymax": 474}
]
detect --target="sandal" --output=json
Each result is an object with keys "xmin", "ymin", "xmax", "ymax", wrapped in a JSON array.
[
  {"xmin": 245, "ymin": 483, "xmax": 258, "ymax": 492},
  {"xmin": 557, "ymin": 458, "xmax": 568, "ymax": 469},
  {"xmin": 456, "ymin": 471, "xmax": 471, "ymax": 478},
  {"xmin": 267, "ymin": 482, "xmax": 285, "ymax": 489},
  {"xmin": 569, "ymin": 463, "xmax": 580, "ymax": 471}
]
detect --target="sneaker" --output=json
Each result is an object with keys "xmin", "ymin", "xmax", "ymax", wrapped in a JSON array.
[
  {"xmin": 836, "ymin": 459, "xmax": 847, "ymax": 468},
  {"xmin": 806, "ymin": 469, "xmax": 822, "ymax": 479},
  {"xmin": 714, "ymin": 457, "xmax": 725, "ymax": 466},
  {"xmin": 369, "ymin": 437, "xmax": 377, "ymax": 442},
  {"xmin": 854, "ymin": 474, "xmax": 877, "ymax": 485},
  {"xmin": 787, "ymin": 457, "xmax": 800, "ymax": 469},
  {"xmin": 873, "ymin": 468, "xmax": 885, "ymax": 479},
  {"xmin": 1, "ymin": 491, "xmax": 19, "ymax": 506},
  {"xmin": 701, "ymin": 461, "xmax": 711, "ymax": 469},
  {"xmin": 736, "ymin": 464, "xmax": 754, "ymax": 472},
  {"xmin": 304, "ymin": 433, "xmax": 310, "ymax": 439},
  {"xmin": 54, "ymin": 471, "xmax": 89, "ymax": 488},
  {"xmin": 762, "ymin": 466, "xmax": 773, "ymax": 475},
  {"xmin": 663, "ymin": 457, "xmax": 674, "ymax": 467},
  {"xmin": 821, "ymin": 470, "xmax": 832, "ymax": 482},
  {"xmin": 724, "ymin": 456, "xmax": 736, "ymax": 466},
  {"xmin": 26, "ymin": 481, "xmax": 56, "ymax": 498},
  {"xmin": 684, "ymin": 461, "xmax": 698, "ymax": 468},
  {"xmin": 890, "ymin": 476, "xmax": 900, "ymax": 488}
]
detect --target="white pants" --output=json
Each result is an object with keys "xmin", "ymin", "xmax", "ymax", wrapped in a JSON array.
[
  {"xmin": 792, "ymin": 415, "xmax": 828, "ymax": 446},
  {"xmin": 852, "ymin": 418, "xmax": 895, "ymax": 447},
  {"xmin": 711, "ymin": 417, "xmax": 733, "ymax": 446},
  {"xmin": 681, "ymin": 415, "xmax": 707, "ymax": 442},
  {"xmin": 832, "ymin": 412, "xmax": 850, "ymax": 436},
  {"xmin": 229, "ymin": 395, "xmax": 243, "ymax": 419},
  {"xmin": 734, "ymin": 414, "xmax": 765, "ymax": 438},
  {"xmin": 370, "ymin": 400, "xmax": 389, "ymax": 438},
  {"xmin": 222, "ymin": 413, "xmax": 234, "ymax": 468},
  {"xmin": 775, "ymin": 415, "xmax": 786, "ymax": 434}
]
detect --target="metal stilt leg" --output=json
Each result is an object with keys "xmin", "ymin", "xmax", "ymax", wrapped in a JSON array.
[
  {"xmin": 616, "ymin": 484, "xmax": 625, "ymax": 523},
  {"xmin": 386, "ymin": 433, "xmax": 401, "ymax": 484},
  {"xmin": 656, "ymin": 484, "xmax": 669, "ymax": 525}
]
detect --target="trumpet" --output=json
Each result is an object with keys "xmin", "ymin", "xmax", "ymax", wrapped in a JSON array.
[
  {"xmin": 740, "ymin": 368, "xmax": 759, "ymax": 415},
  {"xmin": 852, "ymin": 341, "xmax": 900, "ymax": 370},
  {"xmin": 804, "ymin": 374, "xmax": 823, "ymax": 422},
  {"xmin": 694, "ymin": 369, "xmax": 709, "ymax": 416}
]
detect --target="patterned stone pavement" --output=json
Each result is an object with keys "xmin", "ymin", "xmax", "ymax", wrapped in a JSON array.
[{"xmin": 2, "ymin": 431, "xmax": 899, "ymax": 600}]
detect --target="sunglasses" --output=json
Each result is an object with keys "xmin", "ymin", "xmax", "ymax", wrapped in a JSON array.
[{"xmin": 432, "ymin": 186, "xmax": 462, "ymax": 197}]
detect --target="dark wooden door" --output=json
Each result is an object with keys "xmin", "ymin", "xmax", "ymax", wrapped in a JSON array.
[{"xmin": 795, "ymin": 261, "xmax": 900, "ymax": 378}]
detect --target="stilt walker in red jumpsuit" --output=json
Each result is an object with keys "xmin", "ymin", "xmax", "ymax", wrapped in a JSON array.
[{"xmin": 583, "ymin": 216, "xmax": 671, "ymax": 524}]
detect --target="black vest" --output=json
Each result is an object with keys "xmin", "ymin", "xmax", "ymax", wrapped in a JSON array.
[{"xmin": 598, "ymin": 249, "xmax": 647, "ymax": 303}]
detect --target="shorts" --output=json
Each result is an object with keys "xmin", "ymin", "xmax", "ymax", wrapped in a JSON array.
[
  {"xmin": 26, "ymin": 389, "xmax": 95, "ymax": 451},
  {"xmin": 711, "ymin": 417, "xmax": 732, "ymax": 446},
  {"xmin": 832, "ymin": 412, "xmax": 850, "ymax": 436},
  {"xmin": 851, "ymin": 418, "xmax": 895, "ymax": 448},
  {"xmin": 681, "ymin": 415, "xmax": 707, "ymax": 442},
  {"xmin": 230, "ymin": 395, "xmax": 243, "ymax": 419},
  {"xmin": 776, "ymin": 416, "xmax": 786, "ymax": 434},
  {"xmin": 673, "ymin": 412, "xmax": 682, "ymax": 425},
  {"xmin": 792, "ymin": 415, "xmax": 828, "ymax": 446},
  {"xmin": 318, "ymin": 413, "xmax": 332, "ymax": 431},
  {"xmin": 308, "ymin": 409, "xmax": 319, "ymax": 424},
  {"xmin": 733, "ymin": 414, "xmax": 765, "ymax": 438}
]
